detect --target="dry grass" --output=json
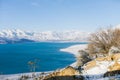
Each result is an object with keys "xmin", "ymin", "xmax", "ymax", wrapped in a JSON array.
[{"xmin": 87, "ymin": 28, "xmax": 120, "ymax": 57}]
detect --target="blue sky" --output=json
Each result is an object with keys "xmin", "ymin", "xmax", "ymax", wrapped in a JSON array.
[{"xmin": 0, "ymin": 0, "xmax": 120, "ymax": 32}]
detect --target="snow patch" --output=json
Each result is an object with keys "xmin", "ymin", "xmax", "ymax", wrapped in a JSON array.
[
  {"xmin": 82, "ymin": 61, "xmax": 115, "ymax": 75},
  {"xmin": 60, "ymin": 44, "xmax": 87, "ymax": 55},
  {"xmin": 0, "ymin": 29, "xmax": 89, "ymax": 44}
]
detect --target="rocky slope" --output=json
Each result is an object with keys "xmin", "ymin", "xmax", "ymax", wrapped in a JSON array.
[
  {"xmin": 40, "ymin": 53, "xmax": 120, "ymax": 80},
  {"xmin": 0, "ymin": 46, "xmax": 120, "ymax": 80},
  {"xmin": 82, "ymin": 53, "xmax": 120, "ymax": 80}
]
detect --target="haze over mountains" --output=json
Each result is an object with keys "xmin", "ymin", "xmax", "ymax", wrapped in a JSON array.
[{"xmin": 0, "ymin": 29, "xmax": 89, "ymax": 44}]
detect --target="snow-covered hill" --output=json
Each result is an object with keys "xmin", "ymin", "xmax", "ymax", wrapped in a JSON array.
[{"xmin": 0, "ymin": 29, "xmax": 89, "ymax": 44}]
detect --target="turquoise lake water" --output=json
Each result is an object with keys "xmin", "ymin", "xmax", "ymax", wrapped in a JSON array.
[{"xmin": 0, "ymin": 42, "xmax": 85, "ymax": 74}]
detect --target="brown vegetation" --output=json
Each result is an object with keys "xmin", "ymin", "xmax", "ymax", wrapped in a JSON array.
[
  {"xmin": 87, "ymin": 28, "xmax": 120, "ymax": 58},
  {"xmin": 75, "ymin": 50, "xmax": 91, "ymax": 67}
]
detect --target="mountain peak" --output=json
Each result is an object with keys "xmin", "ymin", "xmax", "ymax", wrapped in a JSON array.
[{"xmin": 0, "ymin": 29, "xmax": 89, "ymax": 44}]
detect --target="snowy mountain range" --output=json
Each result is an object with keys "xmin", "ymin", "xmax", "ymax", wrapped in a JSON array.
[{"xmin": 0, "ymin": 29, "xmax": 89, "ymax": 44}]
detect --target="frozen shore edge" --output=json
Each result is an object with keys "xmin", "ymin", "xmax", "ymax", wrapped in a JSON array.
[
  {"xmin": 0, "ymin": 44, "xmax": 87, "ymax": 80},
  {"xmin": 60, "ymin": 44, "xmax": 87, "ymax": 55}
]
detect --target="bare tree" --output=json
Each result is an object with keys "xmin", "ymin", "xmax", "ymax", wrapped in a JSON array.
[
  {"xmin": 87, "ymin": 28, "xmax": 120, "ymax": 58},
  {"xmin": 28, "ymin": 59, "xmax": 40, "ymax": 77}
]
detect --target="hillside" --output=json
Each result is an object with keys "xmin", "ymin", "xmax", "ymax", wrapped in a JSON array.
[
  {"xmin": 0, "ymin": 44, "xmax": 120, "ymax": 80},
  {"xmin": 0, "ymin": 29, "xmax": 89, "ymax": 44},
  {"xmin": 40, "ymin": 53, "xmax": 120, "ymax": 80}
]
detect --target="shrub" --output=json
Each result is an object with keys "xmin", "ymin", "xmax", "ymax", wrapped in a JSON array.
[
  {"xmin": 75, "ymin": 50, "xmax": 91, "ymax": 67},
  {"xmin": 87, "ymin": 28, "xmax": 120, "ymax": 58}
]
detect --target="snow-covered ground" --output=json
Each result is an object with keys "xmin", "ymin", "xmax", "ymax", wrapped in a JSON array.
[
  {"xmin": 82, "ymin": 61, "xmax": 115, "ymax": 80},
  {"xmin": 61, "ymin": 44, "xmax": 120, "ymax": 80},
  {"xmin": 0, "ymin": 72, "xmax": 38, "ymax": 80},
  {"xmin": 0, "ymin": 72, "xmax": 53, "ymax": 80},
  {"xmin": 82, "ymin": 61, "xmax": 115, "ymax": 75},
  {"xmin": 60, "ymin": 44, "xmax": 87, "ymax": 55}
]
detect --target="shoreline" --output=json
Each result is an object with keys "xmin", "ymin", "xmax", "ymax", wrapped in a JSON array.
[
  {"xmin": 60, "ymin": 44, "xmax": 87, "ymax": 67},
  {"xmin": 60, "ymin": 44, "xmax": 87, "ymax": 55},
  {"xmin": 0, "ymin": 44, "xmax": 87, "ymax": 80}
]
